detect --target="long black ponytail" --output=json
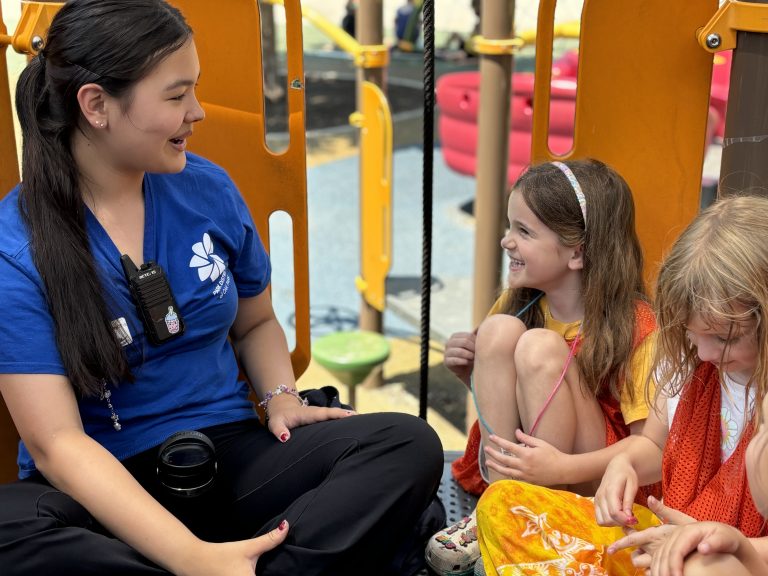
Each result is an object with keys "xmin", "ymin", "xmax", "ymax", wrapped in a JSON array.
[{"xmin": 15, "ymin": 0, "xmax": 191, "ymax": 396}]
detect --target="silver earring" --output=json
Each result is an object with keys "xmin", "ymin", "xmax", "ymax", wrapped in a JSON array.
[{"xmin": 98, "ymin": 122, "xmax": 105, "ymax": 128}]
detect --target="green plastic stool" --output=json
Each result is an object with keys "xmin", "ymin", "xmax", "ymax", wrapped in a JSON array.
[{"xmin": 312, "ymin": 330, "xmax": 390, "ymax": 408}]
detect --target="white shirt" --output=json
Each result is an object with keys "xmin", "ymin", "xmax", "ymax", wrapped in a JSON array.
[{"xmin": 666, "ymin": 372, "xmax": 754, "ymax": 462}]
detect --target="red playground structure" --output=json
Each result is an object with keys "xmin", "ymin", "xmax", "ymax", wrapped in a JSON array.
[{"xmin": 436, "ymin": 49, "xmax": 731, "ymax": 185}]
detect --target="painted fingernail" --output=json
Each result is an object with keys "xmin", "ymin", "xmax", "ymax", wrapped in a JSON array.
[
  {"xmin": 278, "ymin": 519, "xmax": 288, "ymax": 531},
  {"xmin": 280, "ymin": 432, "xmax": 289, "ymax": 443}
]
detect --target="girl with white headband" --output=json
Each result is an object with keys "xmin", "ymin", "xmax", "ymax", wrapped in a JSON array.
[{"xmin": 426, "ymin": 159, "xmax": 658, "ymax": 576}]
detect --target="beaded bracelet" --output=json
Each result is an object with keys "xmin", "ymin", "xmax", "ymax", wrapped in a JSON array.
[{"xmin": 258, "ymin": 384, "xmax": 308, "ymax": 411}]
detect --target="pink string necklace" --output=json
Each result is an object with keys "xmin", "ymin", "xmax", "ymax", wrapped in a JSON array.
[{"xmin": 528, "ymin": 323, "xmax": 582, "ymax": 436}]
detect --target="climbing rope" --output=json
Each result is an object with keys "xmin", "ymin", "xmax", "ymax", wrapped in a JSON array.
[{"xmin": 419, "ymin": 0, "xmax": 435, "ymax": 420}]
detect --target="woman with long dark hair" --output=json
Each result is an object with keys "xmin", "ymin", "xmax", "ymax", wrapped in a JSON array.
[{"xmin": 0, "ymin": 1, "xmax": 442, "ymax": 574}]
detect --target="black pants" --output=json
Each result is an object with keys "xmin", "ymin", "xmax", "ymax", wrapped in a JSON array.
[{"xmin": 0, "ymin": 412, "xmax": 443, "ymax": 575}]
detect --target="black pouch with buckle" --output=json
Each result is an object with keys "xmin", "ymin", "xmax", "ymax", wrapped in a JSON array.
[{"xmin": 299, "ymin": 385, "xmax": 353, "ymax": 411}]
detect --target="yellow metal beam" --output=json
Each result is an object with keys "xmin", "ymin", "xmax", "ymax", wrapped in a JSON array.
[
  {"xmin": 470, "ymin": 35, "xmax": 524, "ymax": 56},
  {"xmin": 697, "ymin": 0, "xmax": 768, "ymax": 52},
  {"xmin": 0, "ymin": 2, "xmax": 63, "ymax": 54},
  {"xmin": 351, "ymin": 81, "xmax": 392, "ymax": 312},
  {"xmin": 261, "ymin": 0, "xmax": 388, "ymax": 68},
  {"xmin": 465, "ymin": 20, "xmax": 579, "ymax": 55}
]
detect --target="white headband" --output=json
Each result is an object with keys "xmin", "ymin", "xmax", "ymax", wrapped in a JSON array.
[{"xmin": 552, "ymin": 161, "xmax": 587, "ymax": 229}]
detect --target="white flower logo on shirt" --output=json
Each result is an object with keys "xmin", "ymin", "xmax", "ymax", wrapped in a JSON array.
[{"xmin": 189, "ymin": 233, "xmax": 226, "ymax": 282}]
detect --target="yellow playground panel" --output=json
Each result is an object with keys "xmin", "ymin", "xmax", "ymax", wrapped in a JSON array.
[
  {"xmin": 170, "ymin": 0, "xmax": 311, "ymax": 376},
  {"xmin": 530, "ymin": 0, "xmax": 718, "ymax": 281}
]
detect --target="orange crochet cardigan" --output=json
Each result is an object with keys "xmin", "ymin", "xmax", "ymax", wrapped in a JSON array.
[{"xmin": 662, "ymin": 362, "xmax": 765, "ymax": 536}]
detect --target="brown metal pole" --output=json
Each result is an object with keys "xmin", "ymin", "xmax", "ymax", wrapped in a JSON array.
[
  {"xmin": 357, "ymin": 0, "xmax": 385, "ymax": 386},
  {"xmin": 473, "ymin": 0, "xmax": 514, "ymax": 326},
  {"xmin": 718, "ymin": 0, "xmax": 768, "ymax": 198},
  {"xmin": 468, "ymin": 0, "xmax": 514, "ymax": 429},
  {"xmin": 357, "ymin": 0, "xmax": 385, "ymax": 87}
]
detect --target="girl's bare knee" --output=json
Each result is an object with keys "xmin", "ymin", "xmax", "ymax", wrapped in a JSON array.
[
  {"xmin": 475, "ymin": 315, "xmax": 526, "ymax": 358},
  {"xmin": 514, "ymin": 329, "xmax": 568, "ymax": 375}
]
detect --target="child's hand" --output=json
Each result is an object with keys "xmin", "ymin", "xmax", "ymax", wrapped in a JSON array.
[
  {"xmin": 607, "ymin": 500, "xmax": 696, "ymax": 572},
  {"xmin": 593, "ymin": 454, "xmax": 639, "ymax": 527},
  {"xmin": 443, "ymin": 331, "xmax": 476, "ymax": 387},
  {"xmin": 607, "ymin": 524, "xmax": 675, "ymax": 566},
  {"xmin": 646, "ymin": 495, "xmax": 695, "ymax": 526},
  {"xmin": 484, "ymin": 430, "xmax": 566, "ymax": 486},
  {"xmin": 631, "ymin": 521, "xmax": 748, "ymax": 576},
  {"xmin": 608, "ymin": 523, "xmax": 684, "ymax": 571}
]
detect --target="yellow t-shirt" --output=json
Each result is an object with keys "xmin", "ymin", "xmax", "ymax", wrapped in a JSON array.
[{"xmin": 487, "ymin": 293, "xmax": 656, "ymax": 425}]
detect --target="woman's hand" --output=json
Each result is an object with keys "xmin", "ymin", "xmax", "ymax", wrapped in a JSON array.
[
  {"xmin": 443, "ymin": 331, "xmax": 476, "ymax": 387},
  {"xmin": 232, "ymin": 293, "xmax": 355, "ymax": 445},
  {"xmin": 181, "ymin": 521, "xmax": 289, "ymax": 576},
  {"xmin": 266, "ymin": 394, "xmax": 355, "ymax": 443},
  {"xmin": 483, "ymin": 430, "xmax": 567, "ymax": 486},
  {"xmin": 593, "ymin": 453, "xmax": 640, "ymax": 527}
]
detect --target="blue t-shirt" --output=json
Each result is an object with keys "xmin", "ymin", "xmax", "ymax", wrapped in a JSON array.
[{"xmin": 0, "ymin": 154, "xmax": 270, "ymax": 478}]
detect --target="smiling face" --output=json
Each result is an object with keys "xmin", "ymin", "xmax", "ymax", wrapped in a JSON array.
[
  {"xmin": 500, "ymin": 190, "xmax": 583, "ymax": 293},
  {"xmin": 685, "ymin": 311, "xmax": 758, "ymax": 386},
  {"xmin": 100, "ymin": 38, "xmax": 204, "ymax": 175}
]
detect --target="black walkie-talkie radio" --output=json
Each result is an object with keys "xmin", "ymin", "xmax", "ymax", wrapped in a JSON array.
[{"xmin": 121, "ymin": 255, "xmax": 185, "ymax": 346}]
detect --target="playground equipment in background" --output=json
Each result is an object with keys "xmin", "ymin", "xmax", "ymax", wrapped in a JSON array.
[
  {"xmin": 709, "ymin": 50, "xmax": 733, "ymax": 139},
  {"xmin": 351, "ymin": 81, "xmax": 394, "ymax": 315},
  {"xmin": 437, "ymin": 48, "xmax": 732, "ymax": 186},
  {"xmin": 168, "ymin": 0, "xmax": 311, "ymax": 374},
  {"xmin": 437, "ymin": 59, "xmax": 577, "ymax": 186},
  {"xmin": 262, "ymin": 0, "xmax": 390, "ymax": 68},
  {"xmin": 264, "ymin": 0, "xmax": 393, "ymax": 328},
  {"xmin": 0, "ymin": 2, "xmax": 65, "ymax": 195},
  {"xmin": 312, "ymin": 330, "xmax": 390, "ymax": 407}
]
